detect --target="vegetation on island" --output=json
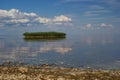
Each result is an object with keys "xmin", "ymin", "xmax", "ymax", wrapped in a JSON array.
[{"xmin": 23, "ymin": 32, "xmax": 66, "ymax": 39}]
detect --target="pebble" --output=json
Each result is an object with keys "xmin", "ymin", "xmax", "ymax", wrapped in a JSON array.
[
  {"xmin": 18, "ymin": 67, "xmax": 28, "ymax": 73},
  {"xmin": 0, "ymin": 66, "xmax": 120, "ymax": 80}
]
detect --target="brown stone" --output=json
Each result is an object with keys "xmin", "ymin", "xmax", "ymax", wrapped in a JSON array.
[{"xmin": 18, "ymin": 67, "xmax": 28, "ymax": 73}]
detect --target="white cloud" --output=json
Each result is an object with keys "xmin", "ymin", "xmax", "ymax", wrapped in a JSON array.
[
  {"xmin": 0, "ymin": 9, "xmax": 37, "ymax": 18},
  {"xmin": 35, "ymin": 15, "xmax": 72, "ymax": 25},
  {"xmin": 100, "ymin": 23, "xmax": 113, "ymax": 27},
  {"xmin": 35, "ymin": 17, "xmax": 51, "ymax": 24},
  {"xmin": 0, "ymin": 9, "xmax": 72, "ymax": 26},
  {"xmin": 86, "ymin": 24, "xmax": 92, "ymax": 29},
  {"xmin": 24, "ymin": 12, "xmax": 37, "ymax": 17},
  {"xmin": 0, "ymin": 10, "xmax": 8, "ymax": 17},
  {"xmin": 7, "ymin": 19, "xmax": 29, "ymax": 23},
  {"xmin": 82, "ymin": 24, "xmax": 93, "ymax": 30},
  {"xmin": 53, "ymin": 15, "xmax": 71, "ymax": 22}
]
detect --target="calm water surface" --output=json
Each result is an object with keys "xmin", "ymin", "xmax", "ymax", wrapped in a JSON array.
[{"xmin": 0, "ymin": 31, "xmax": 120, "ymax": 69}]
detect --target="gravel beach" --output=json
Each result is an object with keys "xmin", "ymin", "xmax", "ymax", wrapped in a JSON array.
[{"xmin": 0, "ymin": 65, "xmax": 120, "ymax": 80}]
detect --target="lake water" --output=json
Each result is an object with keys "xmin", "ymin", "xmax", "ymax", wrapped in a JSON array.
[{"xmin": 0, "ymin": 30, "xmax": 120, "ymax": 69}]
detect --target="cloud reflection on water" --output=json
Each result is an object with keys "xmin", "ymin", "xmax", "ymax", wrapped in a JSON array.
[
  {"xmin": 0, "ymin": 39, "xmax": 72, "ymax": 61},
  {"xmin": 0, "ymin": 33, "xmax": 119, "ymax": 69},
  {"xmin": 39, "ymin": 46, "xmax": 72, "ymax": 54},
  {"xmin": 84, "ymin": 35, "xmax": 113, "ymax": 46}
]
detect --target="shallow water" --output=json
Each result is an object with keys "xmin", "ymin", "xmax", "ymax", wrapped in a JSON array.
[{"xmin": 0, "ymin": 30, "xmax": 120, "ymax": 69}]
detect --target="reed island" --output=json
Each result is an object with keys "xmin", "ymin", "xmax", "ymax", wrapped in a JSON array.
[{"xmin": 23, "ymin": 32, "xmax": 66, "ymax": 39}]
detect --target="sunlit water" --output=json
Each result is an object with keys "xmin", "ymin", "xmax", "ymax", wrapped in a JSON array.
[{"xmin": 0, "ymin": 30, "xmax": 120, "ymax": 69}]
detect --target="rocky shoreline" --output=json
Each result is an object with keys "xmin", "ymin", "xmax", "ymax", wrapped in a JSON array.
[{"xmin": 0, "ymin": 65, "xmax": 120, "ymax": 80}]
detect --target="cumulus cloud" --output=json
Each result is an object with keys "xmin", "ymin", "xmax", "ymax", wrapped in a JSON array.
[
  {"xmin": 0, "ymin": 9, "xmax": 37, "ymax": 18},
  {"xmin": 6, "ymin": 19, "xmax": 30, "ymax": 23},
  {"xmin": 100, "ymin": 23, "xmax": 113, "ymax": 27},
  {"xmin": 0, "ymin": 9, "xmax": 37, "ymax": 26},
  {"xmin": 35, "ymin": 15, "xmax": 72, "ymax": 25},
  {"xmin": 0, "ymin": 9, "xmax": 72, "ymax": 26},
  {"xmin": 35, "ymin": 17, "xmax": 51, "ymax": 24},
  {"xmin": 82, "ymin": 24, "xmax": 93, "ymax": 30},
  {"xmin": 54, "ymin": 15, "xmax": 72, "ymax": 22},
  {"xmin": 86, "ymin": 24, "xmax": 92, "ymax": 29}
]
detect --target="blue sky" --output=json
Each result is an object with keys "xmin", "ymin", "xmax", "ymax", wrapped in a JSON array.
[{"xmin": 0, "ymin": 0, "xmax": 120, "ymax": 34}]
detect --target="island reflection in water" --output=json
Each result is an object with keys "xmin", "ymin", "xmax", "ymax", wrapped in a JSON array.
[
  {"xmin": 23, "ymin": 38, "xmax": 72, "ymax": 54},
  {"xmin": 0, "ymin": 37, "xmax": 72, "ymax": 66},
  {"xmin": 0, "ymin": 33, "xmax": 120, "ymax": 69}
]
